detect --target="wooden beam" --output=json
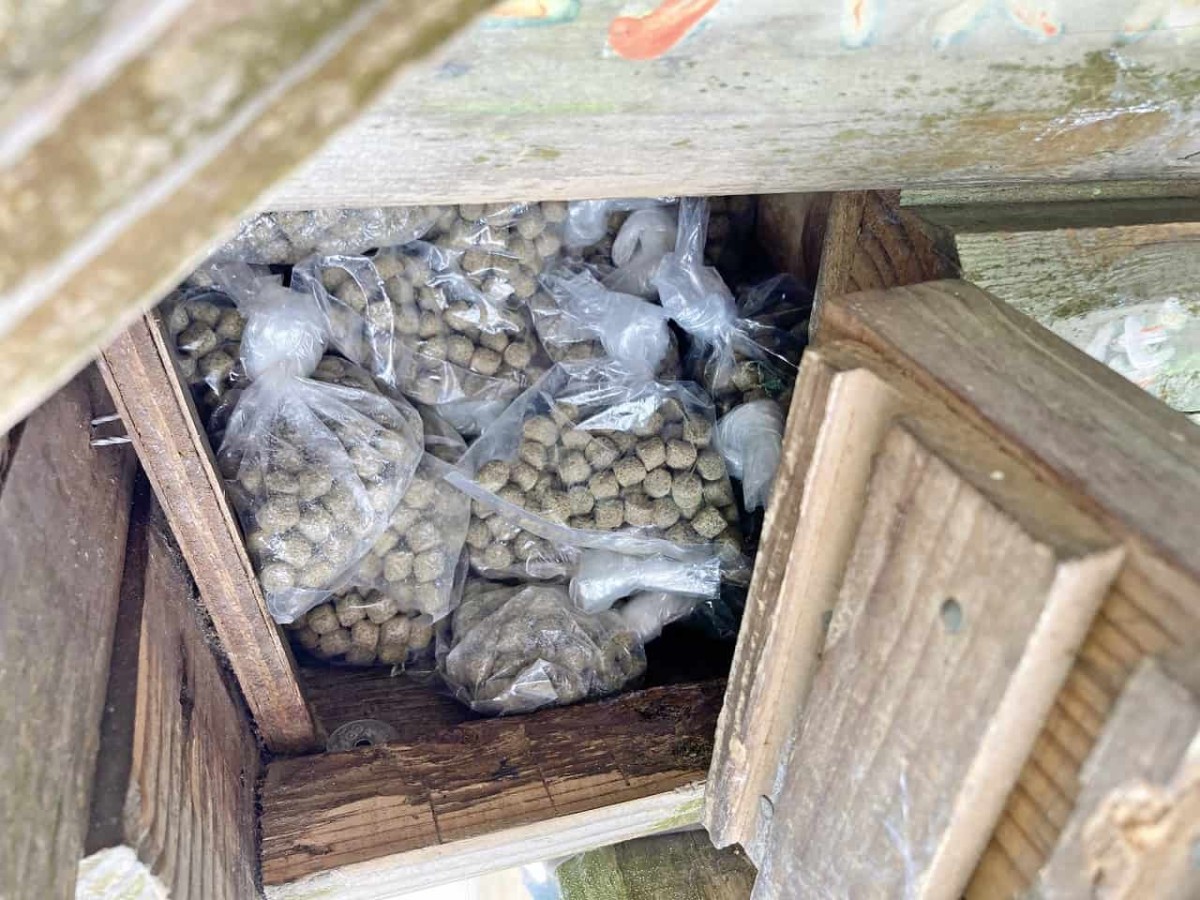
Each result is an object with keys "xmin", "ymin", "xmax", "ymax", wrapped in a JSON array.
[
  {"xmin": 0, "ymin": 368, "xmax": 136, "ymax": 900},
  {"xmin": 99, "ymin": 312, "xmax": 318, "ymax": 753},
  {"xmin": 751, "ymin": 422, "xmax": 1122, "ymax": 898},
  {"xmin": 269, "ymin": 4, "xmax": 1200, "ymax": 209},
  {"xmin": 1037, "ymin": 659, "xmax": 1200, "ymax": 898},
  {"xmin": 903, "ymin": 181, "xmax": 1200, "ymax": 232},
  {"xmin": 261, "ymin": 681, "xmax": 723, "ymax": 895},
  {"xmin": 0, "ymin": 0, "xmax": 490, "ymax": 436},
  {"xmin": 81, "ymin": 493, "xmax": 261, "ymax": 899}
]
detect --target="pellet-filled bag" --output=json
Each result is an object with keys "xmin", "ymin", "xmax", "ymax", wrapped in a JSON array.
[
  {"xmin": 285, "ymin": 589, "xmax": 436, "ymax": 668},
  {"xmin": 654, "ymin": 198, "xmax": 800, "ymax": 415},
  {"xmin": 214, "ymin": 266, "xmax": 425, "ymax": 623},
  {"xmin": 442, "ymin": 582, "xmax": 645, "ymax": 715},
  {"xmin": 449, "ymin": 360, "xmax": 744, "ymax": 581}
]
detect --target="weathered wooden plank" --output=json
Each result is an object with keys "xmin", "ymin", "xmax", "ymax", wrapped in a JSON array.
[
  {"xmin": 903, "ymin": 181, "xmax": 1200, "ymax": 232},
  {"xmin": 271, "ymin": 2, "xmax": 1200, "ymax": 210},
  {"xmin": 0, "ymin": 0, "xmax": 490, "ymax": 436},
  {"xmin": 556, "ymin": 831, "xmax": 757, "ymax": 900},
  {"xmin": 818, "ymin": 280, "xmax": 1200, "ymax": 594},
  {"xmin": 261, "ymin": 681, "xmax": 722, "ymax": 894},
  {"xmin": 1037, "ymin": 659, "xmax": 1200, "ymax": 898},
  {"xmin": 751, "ymin": 424, "xmax": 1122, "ymax": 899},
  {"xmin": 81, "ymin": 496, "xmax": 260, "ymax": 900},
  {"xmin": 955, "ymin": 224, "xmax": 1200, "ymax": 416},
  {"xmin": 99, "ymin": 313, "xmax": 318, "ymax": 753},
  {"xmin": 0, "ymin": 368, "xmax": 136, "ymax": 900}
]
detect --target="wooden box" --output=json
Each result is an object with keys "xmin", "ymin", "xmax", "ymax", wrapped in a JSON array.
[{"xmin": 95, "ymin": 191, "xmax": 1200, "ymax": 898}]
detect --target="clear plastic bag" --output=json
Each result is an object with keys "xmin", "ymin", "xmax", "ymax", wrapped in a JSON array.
[
  {"xmin": 449, "ymin": 361, "xmax": 745, "ymax": 577},
  {"xmin": 284, "ymin": 588, "xmax": 436, "ymax": 668},
  {"xmin": 442, "ymin": 582, "xmax": 645, "ymax": 715},
  {"xmin": 570, "ymin": 547, "xmax": 721, "ymax": 614},
  {"xmin": 531, "ymin": 265, "xmax": 677, "ymax": 376},
  {"xmin": 210, "ymin": 206, "xmax": 439, "ymax": 265},
  {"xmin": 654, "ymin": 198, "xmax": 801, "ymax": 414},
  {"xmin": 563, "ymin": 198, "xmax": 676, "ymax": 250},
  {"xmin": 602, "ymin": 205, "xmax": 679, "ymax": 299},
  {"xmin": 616, "ymin": 591, "xmax": 704, "ymax": 643},
  {"xmin": 714, "ymin": 399, "xmax": 785, "ymax": 512},
  {"xmin": 295, "ymin": 242, "xmax": 549, "ymax": 436},
  {"xmin": 213, "ymin": 267, "xmax": 425, "ymax": 624},
  {"xmin": 162, "ymin": 286, "xmax": 248, "ymax": 440}
]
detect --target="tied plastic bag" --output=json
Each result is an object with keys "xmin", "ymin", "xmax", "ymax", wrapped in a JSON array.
[
  {"xmin": 162, "ymin": 286, "xmax": 248, "ymax": 440},
  {"xmin": 714, "ymin": 399, "xmax": 785, "ymax": 511},
  {"xmin": 531, "ymin": 265, "xmax": 677, "ymax": 375},
  {"xmin": 654, "ymin": 198, "xmax": 801, "ymax": 414},
  {"xmin": 442, "ymin": 582, "xmax": 645, "ymax": 715},
  {"xmin": 449, "ymin": 360, "xmax": 745, "ymax": 581},
  {"xmin": 602, "ymin": 205, "xmax": 678, "ymax": 299},
  {"xmin": 570, "ymin": 548, "xmax": 721, "ymax": 614},
  {"xmin": 213, "ymin": 266, "xmax": 425, "ymax": 623},
  {"xmin": 284, "ymin": 588, "xmax": 436, "ymax": 668},
  {"xmin": 563, "ymin": 197, "xmax": 676, "ymax": 250},
  {"xmin": 296, "ymin": 242, "xmax": 549, "ymax": 437},
  {"xmin": 617, "ymin": 591, "xmax": 704, "ymax": 643},
  {"xmin": 310, "ymin": 357, "xmax": 469, "ymax": 622},
  {"xmin": 209, "ymin": 206, "xmax": 439, "ymax": 265}
]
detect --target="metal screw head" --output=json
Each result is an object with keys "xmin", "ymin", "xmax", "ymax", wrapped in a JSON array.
[{"xmin": 327, "ymin": 718, "xmax": 399, "ymax": 752}]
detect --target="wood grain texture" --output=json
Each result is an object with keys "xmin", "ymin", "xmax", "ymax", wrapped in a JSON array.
[
  {"xmin": 0, "ymin": 0, "xmax": 490, "ymax": 436},
  {"xmin": 704, "ymin": 354, "xmax": 901, "ymax": 855},
  {"xmin": 300, "ymin": 667, "xmax": 476, "ymax": 745},
  {"xmin": 755, "ymin": 192, "xmax": 830, "ymax": 287},
  {"xmin": 818, "ymin": 280, "xmax": 1200, "ymax": 595},
  {"xmin": 812, "ymin": 191, "xmax": 957, "ymax": 333},
  {"xmin": 966, "ymin": 575, "xmax": 1198, "ymax": 898},
  {"xmin": 84, "ymin": 495, "xmax": 260, "ymax": 899},
  {"xmin": 270, "ymin": 2, "xmax": 1199, "ymax": 210},
  {"xmin": 99, "ymin": 313, "xmax": 317, "ymax": 753},
  {"xmin": 752, "ymin": 425, "xmax": 1122, "ymax": 900},
  {"xmin": 0, "ymin": 368, "xmax": 136, "ymax": 900},
  {"xmin": 1037, "ymin": 659, "xmax": 1200, "ymax": 898},
  {"xmin": 262, "ymin": 681, "xmax": 723, "ymax": 890},
  {"xmin": 902, "ymin": 181, "xmax": 1200, "ymax": 232},
  {"xmin": 556, "ymin": 831, "xmax": 757, "ymax": 900}
]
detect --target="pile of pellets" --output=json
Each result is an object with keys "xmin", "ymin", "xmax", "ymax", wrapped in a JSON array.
[
  {"xmin": 285, "ymin": 589, "xmax": 435, "ymax": 667},
  {"xmin": 225, "ymin": 355, "xmax": 422, "ymax": 601},
  {"xmin": 465, "ymin": 396, "xmax": 742, "ymax": 578},
  {"xmin": 443, "ymin": 582, "xmax": 645, "ymax": 714},
  {"xmin": 164, "ymin": 289, "xmax": 246, "ymax": 437}
]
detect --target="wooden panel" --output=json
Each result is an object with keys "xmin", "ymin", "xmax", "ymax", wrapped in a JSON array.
[
  {"xmin": 0, "ymin": 0, "xmax": 490, "ymax": 436},
  {"xmin": 83, "ymin": 494, "xmax": 260, "ymax": 899},
  {"xmin": 99, "ymin": 313, "xmax": 318, "ymax": 753},
  {"xmin": 270, "ymin": 2, "xmax": 1198, "ymax": 209},
  {"xmin": 903, "ymin": 181, "xmax": 1200, "ymax": 232},
  {"xmin": 818, "ymin": 280, "xmax": 1200, "ymax": 593},
  {"xmin": 704, "ymin": 355, "xmax": 901, "ymax": 854},
  {"xmin": 262, "ymin": 681, "xmax": 722, "ymax": 893},
  {"xmin": 1037, "ymin": 659, "xmax": 1200, "ymax": 898},
  {"xmin": 0, "ymin": 369, "xmax": 136, "ymax": 900},
  {"xmin": 751, "ymin": 425, "xmax": 1122, "ymax": 899}
]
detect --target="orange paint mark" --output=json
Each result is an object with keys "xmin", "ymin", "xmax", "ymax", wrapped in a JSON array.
[
  {"xmin": 608, "ymin": 0, "xmax": 721, "ymax": 61},
  {"xmin": 1008, "ymin": 2, "xmax": 1063, "ymax": 37},
  {"xmin": 852, "ymin": 0, "xmax": 866, "ymax": 30}
]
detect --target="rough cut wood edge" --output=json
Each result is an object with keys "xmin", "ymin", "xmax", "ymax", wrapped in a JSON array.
[
  {"xmin": 1036, "ymin": 658, "xmax": 1200, "ymax": 898},
  {"xmin": 0, "ymin": 368, "xmax": 136, "ymax": 900},
  {"xmin": 704, "ymin": 355, "xmax": 901, "ymax": 854},
  {"xmin": 266, "ymin": 783, "xmax": 705, "ymax": 900},
  {"xmin": 262, "ymin": 681, "xmax": 723, "ymax": 891},
  {"xmin": 755, "ymin": 193, "xmax": 831, "ymax": 288},
  {"xmin": 0, "ymin": 0, "xmax": 490, "ymax": 436},
  {"xmin": 85, "ymin": 496, "xmax": 261, "ymax": 899},
  {"xmin": 752, "ymin": 421, "xmax": 1121, "ymax": 899},
  {"xmin": 902, "ymin": 181, "xmax": 1200, "ymax": 233},
  {"xmin": 99, "ymin": 313, "xmax": 317, "ymax": 753},
  {"xmin": 818, "ymin": 280, "xmax": 1200, "ymax": 601},
  {"xmin": 812, "ymin": 191, "xmax": 957, "ymax": 334}
]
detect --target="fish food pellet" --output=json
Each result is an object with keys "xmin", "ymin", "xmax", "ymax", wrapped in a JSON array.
[
  {"xmin": 351, "ymin": 619, "xmax": 380, "ymax": 650},
  {"xmin": 560, "ymin": 427, "xmax": 592, "ymax": 450},
  {"xmin": 567, "ymin": 486, "xmax": 594, "ymax": 516},
  {"xmin": 696, "ymin": 450, "xmax": 727, "ymax": 481},
  {"xmin": 665, "ymin": 439, "xmax": 698, "ymax": 471},
  {"xmin": 476, "ymin": 460, "xmax": 511, "ymax": 492},
  {"xmin": 380, "ymin": 616, "xmax": 411, "ymax": 646},
  {"xmin": 510, "ymin": 461, "xmax": 540, "ymax": 492},
  {"xmin": 631, "ymin": 411, "xmax": 664, "ymax": 438},
  {"xmin": 407, "ymin": 520, "xmax": 441, "ymax": 553},
  {"xmin": 643, "ymin": 468, "xmax": 673, "ymax": 499},
  {"xmin": 497, "ymin": 484, "xmax": 526, "ymax": 508},
  {"xmin": 653, "ymin": 497, "xmax": 682, "ymax": 529},
  {"xmin": 487, "ymin": 514, "xmax": 521, "ymax": 542},
  {"xmin": 466, "ymin": 519, "xmax": 491, "ymax": 550},
  {"xmin": 635, "ymin": 437, "xmax": 666, "ymax": 471},
  {"xmin": 260, "ymin": 563, "xmax": 296, "ymax": 593},
  {"xmin": 414, "ymin": 548, "xmax": 446, "ymax": 582},
  {"xmin": 482, "ymin": 542, "xmax": 514, "ymax": 571},
  {"xmin": 557, "ymin": 451, "xmax": 591, "ymax": 486},
  {"xmin": 539, "ymin": 490, "xmax": 571, "ymax": 525},
  {"xmin": 519, "ymin": 440, "xmax": 548, "ymax": 470},
  {"xmin": 692, "ymin": 505, "xmax": 729, "ymax": 539},
  {"xmin": 623, "ymin": 492, "xmax": 655, "ymax": 528},
  {"xmin": 384, "ymin": 549, "xmax": 414, "ymax": 582},
  {"xmin": 703, "ymin": 479, "xmax": 735, "ymax": 507},
  {"xmin": 319, "ymin": 629, "xmax": 352, "ymax": 658},
  {"xmin": 589, "ymin": 470, "xmax": 619, "ymax": 500},
  {"xmin": 672, "ymin": 472, "xmax": 703, "ymax": 509},
  {"xmin": 683, "ymin": 417, "xmax": 712, "ymax": 447},
  {"xmin": 584, "ymin": 436, "xmax": 619, "ymax": 469},
  {"xmin": 613, "ymin": 456, "xmax": 647, "ymax": 488},
  {"xmin": 307, "ymin": 603, "xmax": 339, "ymax": 634},
  {"xmin": 594, "ymin": 499, "xmax": 624, "ymax": 530}
]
